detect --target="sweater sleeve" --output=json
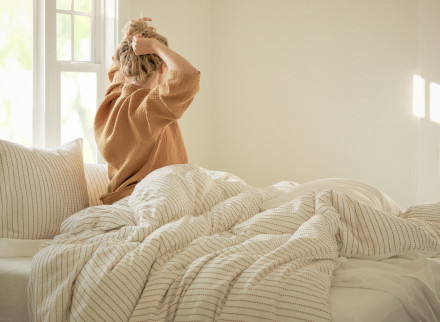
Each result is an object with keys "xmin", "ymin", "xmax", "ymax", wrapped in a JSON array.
[
  {"xmin": 134, "ymin": 70, "xmax": 201, "ymax": 138},
  {"xmin": 106, "ymin": 61, "xmax": 126, "ymax": 95}
]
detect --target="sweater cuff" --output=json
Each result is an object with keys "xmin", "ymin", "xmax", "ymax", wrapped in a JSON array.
[
  {"xmin": 168, "ymin": 69, "xmax": 201, "ymax": 89},
  {"xmin": 100, "ymin": 184, "xmax": 135, "ymax": 205}
]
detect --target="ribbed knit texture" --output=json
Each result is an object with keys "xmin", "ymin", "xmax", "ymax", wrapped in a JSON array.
[
  {"xmin": 83, "ymin": 163, "xmax": 110, "ymax": 207},
  {"xmin": 94, "ymin": 65, "xmax": 200, "ymax": 204}
]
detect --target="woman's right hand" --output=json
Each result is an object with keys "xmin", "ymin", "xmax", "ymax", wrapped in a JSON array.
[
  {"xmin": 130, "ymin": 18, "xmax": 198, "ymax": 75},
  {"xmin": 132, "ymin": 35, "xmax": 158, "ymax": 56}
]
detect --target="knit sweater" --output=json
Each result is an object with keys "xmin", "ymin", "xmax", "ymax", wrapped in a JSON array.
[{"xmin": 94, "ymin": 65, "xmax": 201, "ymax": 204}]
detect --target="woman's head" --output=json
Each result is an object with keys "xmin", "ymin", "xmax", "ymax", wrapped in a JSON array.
[{"xmin": 114, "ymin": 18, "xmax": 168, "ymax": 82}]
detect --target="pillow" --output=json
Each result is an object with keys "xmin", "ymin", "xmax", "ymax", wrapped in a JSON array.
[
  {"xmin": 83, "ymin": 163, "xmax": 110, "ymax": 207},
  {"xmin": 0, "ymin": 139, "xmax": 89, "ymax": 239},
  {"xmin": 261, "ymin": 178, "xmax": 402, "ymax": 215}
]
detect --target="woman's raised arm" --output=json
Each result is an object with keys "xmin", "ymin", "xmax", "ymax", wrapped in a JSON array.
[{"xmin": 131, "ymin": 35, "xmax": 198, "ymax": 75}]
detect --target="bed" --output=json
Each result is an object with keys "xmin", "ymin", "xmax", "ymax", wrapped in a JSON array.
[
  {"xmin": 1, "ymin": 138, "xmax": 439, "ymax": 322},
  {"xmin": 2, "ymin": 241, "xmax": 439, "ymax": 322}
]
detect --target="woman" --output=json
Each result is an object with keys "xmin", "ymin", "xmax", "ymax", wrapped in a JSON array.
[{"xmin": 94, "ymin": 17, "xmax": 200, "ymax": 204}]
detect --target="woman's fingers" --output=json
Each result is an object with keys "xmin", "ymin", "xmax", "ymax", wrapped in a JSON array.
[{"xmin": 132, "ymin": 35, "xmax": 147, "ymax": 55}]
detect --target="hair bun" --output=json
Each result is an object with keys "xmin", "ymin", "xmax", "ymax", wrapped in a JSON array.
[
  {"xmin": 123, "ymin": 18, "xmax": 150, "ymax": 40},
  {"xmin": 114, "ymin": 18, "xmax": 169, "ymax": 81}
]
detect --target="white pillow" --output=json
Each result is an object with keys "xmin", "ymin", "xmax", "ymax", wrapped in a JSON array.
[
  {"xmin": 0, "ymin": 139, "xmax": 89, "ymax": 239},
  {"xmin": 83, "ymin": 163, "xmax": 109, "ymax": 207},
  {"xmin": 261, "ymin": 178, "xmax": 402, "ymax": 215}
]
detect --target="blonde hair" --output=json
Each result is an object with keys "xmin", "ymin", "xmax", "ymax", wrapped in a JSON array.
[{"xmin": 114, "ymin": 18, "xmax": 168, "ymax": 81}]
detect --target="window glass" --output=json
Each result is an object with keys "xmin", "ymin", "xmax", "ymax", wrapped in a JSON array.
[
  {"xmin": 0, "ymin": 0, "xmax": 33, "ymax": 145},
  {"xmin": 74, "ymin": 0, "xmax": 90, "ymax": 13},
  {"xmin": 56, "ymin": 13, "xmax": 71, "ymax": 61},
  {"xmin": 74, "ymin": 15, "xmax": 90, "ymax": 61},
  {"xmin": 56, "ymin": 0, "xmax": 71, "ymax": 10},
  {"xmin": 1, "ymin": 0, "xmax": 108, "ymax": 163},
  {"xmin": 61, "ymin": 72, "xmax": 97, "ymax": 162}
]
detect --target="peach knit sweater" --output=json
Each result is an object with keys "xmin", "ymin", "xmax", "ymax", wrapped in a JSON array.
[{"xmin": 94, "ymin": 65, "xmax": 200, "ymax": 204}]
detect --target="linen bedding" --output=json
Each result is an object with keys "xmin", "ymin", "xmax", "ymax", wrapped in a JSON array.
[
  {"xmin": 3, "ymin": 248, "xmax": 439, "ymax": 322},
  {"xmin": 0, "ymin": 239, "xmax": 45, "ymax": 322},
  {"xmin": 28, "ymin": 164, "xmax": 440, "ymax": 321},
  {"xmin": 0, "ymin": 158, "xmax": 109, "ymax": 322}
]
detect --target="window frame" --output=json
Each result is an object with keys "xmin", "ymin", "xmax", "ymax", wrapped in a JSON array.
[{"xmin": 32, "ymin": 0, "xmax": 118, "ymax": 162}]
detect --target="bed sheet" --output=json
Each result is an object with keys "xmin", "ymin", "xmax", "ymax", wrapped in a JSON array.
[
  {"xmin": 0, "ymin": 257, "xmax": 33, "ymax": 322},
  {"xmin": 0, "ymin": 239, "xmax": 47, "ymax": 322},
  {"xmin": 330, "ymin": 255, "xmax": 440, "ymax": 321},
  {"xmin": 1, "ymin": 238, "xmax": 440, "ymax": 321},
  {"xmin": 3, "ymin": 252, "xmax": 439, "ymax": 321},
  {"xmin": 4, "ymin": 254, "xmax": 438, "ymax": 322}
]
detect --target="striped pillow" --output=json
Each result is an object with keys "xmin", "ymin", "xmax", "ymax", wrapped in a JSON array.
[
  {"xmin": 83, "ymin": 163, "xmax": 109, "ymax": 207},
  {"xmin": 0, "ymin": 139, "xmax": 89, "ymax": 239}
]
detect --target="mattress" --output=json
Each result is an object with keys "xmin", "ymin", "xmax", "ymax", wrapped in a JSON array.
[
  {"xmin": 0, "ymin": 239, "xmax": 48, "ymax": 322},
  {"xmin": 0, "ymin": 257, "xmax": 33, "ymax": 322},
  {"xmin": 1, "ymin": 243, "xmax": 439, "ymax": 321},
  {"xmin": 329, "ymin": 255, "xmax": 440, "ymax": 321}
]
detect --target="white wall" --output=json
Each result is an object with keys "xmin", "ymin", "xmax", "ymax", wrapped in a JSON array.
[
  {"xmin": 213, "ymin": 0, "xmax": 423, "ymax": 208},
  {"xmin": 417, "ymin": 0, "xmax": 440, "ymax": 204},
  {"xmin": 118, "ymin": 0, "xmax": 440, "ymax": 209}
]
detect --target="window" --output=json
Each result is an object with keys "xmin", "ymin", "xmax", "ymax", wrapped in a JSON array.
[
  {"xmin": 0, "ymin": 0, "xmax": 117, "ymax": 162},
  {"xmin": 0, "ymin": 0, "xmax": 33, "ymax": 146}
]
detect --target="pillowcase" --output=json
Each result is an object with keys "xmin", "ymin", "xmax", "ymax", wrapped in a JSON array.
[
  {"xmin": 261, "ymin": 178, "xmax": 402, "ymax": 215},
  {"xmin": 83, "ymin": 163, "xmax": 110, "ymax": 207},
  {"xmin": 0, "ymin": 139, "xmax": 89, "ymax": 239}
]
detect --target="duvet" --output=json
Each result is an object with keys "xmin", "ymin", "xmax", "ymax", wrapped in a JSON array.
[{"xmin": 28, "ymin": 164, "xmax": 440, "ymax": 321}]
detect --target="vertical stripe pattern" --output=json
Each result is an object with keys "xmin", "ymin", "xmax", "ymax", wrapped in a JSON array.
[
  {"xmin": 83, "ymin": 163, "xmax": 110, "ymax": 207},
  {"xmin": 0, "ymin": 139, "xmax": 89, "ymax": 239},
  {"xmin": 28, "ymin": 164, "xmax": 440, "ymax": 321}
]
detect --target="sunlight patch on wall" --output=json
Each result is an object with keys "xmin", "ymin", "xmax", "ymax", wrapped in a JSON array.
[
  {"xmin": 413, "ymin": 75, "xmax": 426, "ymax": 118},
  {"xmin": 413, "ymin": 75, "xmax": 440, "ymax": 125},
  {"xmin": 429, "ymin": 82, "xmax": 440, "ymax": 124}
]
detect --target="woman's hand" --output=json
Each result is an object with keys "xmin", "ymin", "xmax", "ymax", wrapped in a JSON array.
[
  {"xmin": 130, "ymin": 18, "xmax": 198, "ymax": 75},
  {"xmin": 132, "ymin": 34, "xmax": 158, "ymax": 56}
]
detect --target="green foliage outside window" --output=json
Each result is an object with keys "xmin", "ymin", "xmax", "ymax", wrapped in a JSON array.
[{"xmin": 0, "ymin": 0, "xmax": 33, "ymax": 145}]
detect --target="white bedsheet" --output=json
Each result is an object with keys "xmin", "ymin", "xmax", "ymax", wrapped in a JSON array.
[
  {"xmin": 0, "ymin": 257, "xmax": 33, "ymax": 322},
  {"xmin": 329, "ymin": 255, "xmax": 440, "ymax": 321},
  {"xmin": 0, "ymin": 238, "xmax": 49, "ymax": 258},
  {"xmin": 1, "ymin": 211, "xmax": 440, "ymax": 321},
  {"xmin": 0, "ymin": 239, "xmax": 47, "ymax": 322},
  {"xmin": 2, "ymin": 255, "xmax": 439, "ymax": 322}
]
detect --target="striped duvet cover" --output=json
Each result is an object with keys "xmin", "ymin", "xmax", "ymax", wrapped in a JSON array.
[{"xmin": 28, "ymin": 164, "xmax": 440, "ymax": 321}]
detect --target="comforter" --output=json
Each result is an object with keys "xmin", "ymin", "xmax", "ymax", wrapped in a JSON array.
[{"xmin": 28, "ymin": 164, "xmax": 440, "ymax": 321}]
